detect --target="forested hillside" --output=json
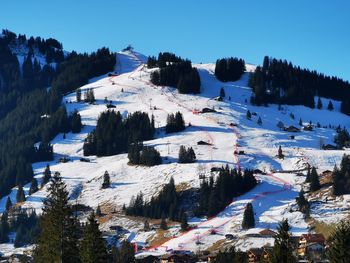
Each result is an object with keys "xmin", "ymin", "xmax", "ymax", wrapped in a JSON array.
[
  {"xmin": 0, "ymin": 30, "xmax": 116, "ymax": 198},
  {"xmin": 249, "ymin": 56, "xmax": 350, "ymax": 113}
]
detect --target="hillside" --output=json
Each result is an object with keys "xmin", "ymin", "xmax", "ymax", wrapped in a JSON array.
[{"xmin": 1, "ymin": 49, "xmax": 350, "ymax": 257}]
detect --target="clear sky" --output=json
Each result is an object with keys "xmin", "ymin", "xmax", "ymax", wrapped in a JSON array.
[{"xmin": 1, "ymin": 0, "xmax": 349, "ymax": 81}]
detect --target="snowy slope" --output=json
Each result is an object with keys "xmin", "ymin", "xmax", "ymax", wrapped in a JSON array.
[{"xmin": 1, "ymin": 50, "xmax": 350, "ymax": 255}]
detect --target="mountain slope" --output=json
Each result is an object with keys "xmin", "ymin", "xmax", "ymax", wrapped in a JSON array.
[{"xmin": 1, "ymin": 50, "xmax": 350, "ymax": 256}]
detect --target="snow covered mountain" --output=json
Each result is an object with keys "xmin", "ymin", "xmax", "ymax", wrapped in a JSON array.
[{"xmin": 1, "ymin": 49, "xmax": 350, "ymax": 256}]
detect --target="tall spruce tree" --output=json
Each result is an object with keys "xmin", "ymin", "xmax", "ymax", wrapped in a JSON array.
[
  {"xmin": 16, "ymin": 184, "xmax": 26, "ymax": 203},
  {"xmin": 29, "ymin": 177, "xmax": 39, "ymax": 195},
  {"xmin": 0, "ymin": 212, "xmax": 10, "ymax": 243},
  {"xmin": 102, "ymin": 171, "xmax": 110, "ymax": 189},
  {"xmin": 309, "ymin": 167, "xmax": 321, "ymax": 192},
  {"xmin": 327, "ymin": 220, "xmax": 350, "ymax": 263},
  {"xmin": 33, "ymin": 172, "xmax": 80, "ymax": 263},
  {"xmin": 220, "ymin": 87, "xmax": 226, "ymax": 98},
  {"xmin": 115, "ymin": 241, "xmax": 135, "ymax": 263},
  {"xmin": 41, "ymin": 164, "xmax": 52, "ymax": 187},
  {"xmin": 328, "ymin": 100, "xmax": 334, "ymax": 111},
  {"xmin": 270, "ymin": 219, "xmax": 296, "ymax": 263},
  {"xmin": 79, "ymin": 212, "xmax": 107, "ymax": 263},
  {"xmin": 317, "ymin": 97, "xmax": 323, "ymax": 109},
  {"xmin": 5, "ymin": 196, "xmax": 12, "ymax": 211},
  {"xmin": 242, "ymin": 203, "xmax": 255, "ymax": 229}
]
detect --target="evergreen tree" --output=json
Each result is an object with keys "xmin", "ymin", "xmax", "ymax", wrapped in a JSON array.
[
  {"xmin": 160, "ymin": 214, "xmax": 167, "ymax": 230},
  {"xmin": 278, "ymin": 145, "xmax": 284, "ymax": 159},
  {"xmin": 242, "ymin": 203, "xmax": 255, "ymax": 229},
  {"xmin": 317, "ymin": 97, "xmax": 323, "ymax": 109},
  {"xmin": 33, "ymin": 172, "xmax": 80, "ymax": 263},
  {"xmin": 79, "ymin": 212, "xmax": 107, "ymax": 263},
  {"xmin": 102, "ymin": 171, "xmax": 110, "ymax": 189},
  {"xmin": 220, "ymin": 87, "xmax": 226, "ymax": 98},
  {"xmin": 14, "ymin": 225, "xmax": 27, "ymax": 247},
  {"xmin": 309, "ymin": 167, "xmax": 321, "ymax": 192},
  {"xmin": 246, "ymin": 110, "xmax": 251, "ymax": 120},
  {"xmin": 5, "ymin": 197, "xmax": 12, "ymax": 211},
  {"xmin": 299, "ymin": 118, "xmax": 303, "ymax": 126},
  {"xmin": 16, "ymin": 184, "xmax": 26, "ymax": 203},
  {"xmin": 115, "ymin": 241, "xmax": 135, "ymax": 263},
  {"xmin": 76, "ymin": 88, "xmax": 81, "ymax": 102},
  {"xmin": 328, "ymin": 100, "xmax": 334, "ymax": 111},
  {"xmin": 71, "ymin": 110, "xmax": 82, "ymax": 133},
  {"xmin": 178, "ymin": 146, "xmax": 196, "ymax": 163},
  {"xmin": 41, "ymin": 164, "xmax": 52, "ymax": 187},
  {"xmin": 327, "ymin": 220, "xmax": 350, "ymax": 263},
  {"xmin": 295, "ymin": 191, "xmax": 310, "ymax": 216},
  {"xmin": 96, "ymin": 205, "xmax": 102, "ymax": 217},
  {"xmin": 257, "ymin": 116, "xmax": 262, "ymax": 125},
  {"xmin": 180, "ymin": 212, "xmax": 188, "ymax": 231},
  {"xmin": 270, "ymin": 219, "xmax": 296, "ymax": 263},
  {"xmin": 166, "ymin": 112, "xmax": 185, "ymax": 133},
  {"xmin": 0, "ymin": 212, "xmax": 10, "ymax": 243},
  {"xmin": 29, "ymin": 177, "xmax": 39, "ymax": 195}
]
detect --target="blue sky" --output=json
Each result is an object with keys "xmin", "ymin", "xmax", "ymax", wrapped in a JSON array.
[{"xmin": 1, "ymin": 0, "xmax": 349, "ymax": 81}]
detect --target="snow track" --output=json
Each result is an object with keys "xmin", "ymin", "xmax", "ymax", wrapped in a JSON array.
[{"xmin": 1, "ymin": 50, "xmax": 350, "ymax": 255}]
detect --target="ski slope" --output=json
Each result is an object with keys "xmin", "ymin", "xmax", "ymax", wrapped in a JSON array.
[{"xmin": 1, "ymin": 50, "xmax": 350, "ymax": 255}]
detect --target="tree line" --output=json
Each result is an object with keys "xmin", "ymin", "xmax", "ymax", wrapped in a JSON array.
[
  {"xmin": 83, "ymin": 110, "xmax": 155, "ymax": 157},
  {"xmin": 30, "ymin": 171, "xmax": 135, "ymax": 262},
  {"xmin": 195, "ymin": 166, "xmax": 257, "ymax": 217},
  {"xmin": 0, "ymin": 31, "xmax": 115, "ymax": 198},
  {"xmin": 214, "ymin": 57, "xmax": 246, "ymax": 82},
  {"xmin": 149, "ymin": 52, "xmax": 201, "ymax": 94},
  {"xmin": 127, "ymin": 142, "xmax": 162, "ymax": 166},
  {"xmin": 333, "ymin": 154, "xmax": 350, "ymax": 195},
  {"xmin": 249, "ymin": 56, "xmax": 350, "ymax": 113},
  {"xmin": 125, "ymin": 177, "xmax": 186, "ymax": 222}
]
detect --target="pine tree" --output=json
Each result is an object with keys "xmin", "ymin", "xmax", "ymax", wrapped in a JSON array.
[
  {"xmin": 115, "ymin": 241, "xmax": 135, "ymax": 263},
  {"xmin": 270, "ymin": 219, "xmax": 297, "ymax": 263},
  {"xmin": 16, "ymin": 184, "xmax": 26, "ymax": 203},
  {"xmin": 327, "ymin": 220, "xmax": 350, "ymax": 263},
  {"xmin": 5, "ymin": 197, "xmax": 12, "ymax": 211},
  {"xmin": 96, "ymin": 205, "xmax": 102, "ymax": 217},
  {"xmin": 41, "ymin": 164, "xmax": 51, "ymax": 187},
  {"xmin": 178, "ymin": 146, "xmax": 196, "ymax": 163},
  {"xmin": 328, "ymin": 100, "xmax": 334, "ymax": 111},
  {"xmin": 309, "ymin": 167, "xmax": 321, "ymax": 192},
  {"xmin": 71, "ymin": 110, "xmax": 82, "ymax": 133},
  {"xmin": 0, "ymin": 212, "xmax": 10, "ymax": 243},
  {"xmin": 14, "ymin": 225, "xmax": 26, "ymax": 248},
  {"xmin": 29, "ymin": 177, "xmax": 39, "ymax": 195},
  {"xmin": 257, "ymin": 117, "xmax": 262, "ymax": 125},
  {"xmin": 79, "ymin": 212, "xmax": 108, "ymax": 263},
  {"xmin": 33, "ymin": 172, "xmax": 80, "ymax": 263},
  {"xmin": 160, "ymin": 214, "xmax": 167, "ymax": 230},
  {"xmin": 220, "ymin": 87, "xmax": 226, "ymax": 98},
  {"xmin": 278, "ymin": 145, "xmax": 284, "ymax": 159},
  {"xmin": 242, "ymin": 203, "xmax": 255, "ymax": 229},
  {"xmin": 102, "ymin": 171, "xmax": 110, "ymax": 188},
  {"xmin": 299, "ymin": 118, "xmax": 303, "ymax": 126},
  {"xmin": 181, "ymin": 212, "xmax": 188, "ymax": 231},
  {"xmin": 317, "ymin": 97, "xmax": 323, "ymax": 109},
  {"xmin": 76, "ymin": 88, "xmax": 81, "ymax": 102},
  {"xmin": 295, "ymin": 191, "xmax": 309, "ymax": 216},
  {"xmin": 246, "ymin": 110, "xmax": 251, "ymax": 120}
]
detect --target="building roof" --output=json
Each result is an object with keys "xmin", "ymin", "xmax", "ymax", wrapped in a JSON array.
[
  {"xmin": 259, "ymin": 229, "xmax": 277, "ymax": 236},
  {"xmin": 300, "ymin": 234, "xmax": 325, "ymax": 243}
]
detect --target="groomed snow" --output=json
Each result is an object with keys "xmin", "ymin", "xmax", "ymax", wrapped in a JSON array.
[{"xmin": 1, "ymin": 50, "xmax": 350, "ymax": 255}]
